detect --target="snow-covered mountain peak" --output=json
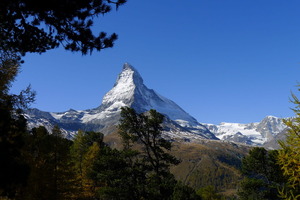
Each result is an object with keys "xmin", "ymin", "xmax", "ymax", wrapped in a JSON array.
[
  {"xmin": 99, "ymin": 63, "xmax": 201, "ymax": 126},
  {"xmin": 25, "ymin": 63, "xmax": 218, "ymax": 140},
  {"xmin": 114, "ymin": 63, "xmax": 143, "ymax": 87},
  {"xmin": 256, "ymin": 115, "xmax": 286, "ymax": 136},
  {"xmin": 101, "ymin": 63, "xmax": 143, "ymax": 108},
  {"xmin": 204, "ymin": 115, "xmax": 287, "ymax": 146},
  {"xmin": 123, "ymin": 62, "xmax": 137, "ymax": 71},
  {"xmin": 264, "ymin": 115, "xmax": 278, "ymax": 120}
]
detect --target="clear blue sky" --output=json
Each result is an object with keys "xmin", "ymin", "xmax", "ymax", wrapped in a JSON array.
[{"xmin": 10, "ymin": 0, "xmax": 300, "ymax": 124}]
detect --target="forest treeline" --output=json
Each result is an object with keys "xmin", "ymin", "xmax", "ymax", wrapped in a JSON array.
[{"xmin": 1, "ymin": 117, "xmax": 197, "ymax": 200}]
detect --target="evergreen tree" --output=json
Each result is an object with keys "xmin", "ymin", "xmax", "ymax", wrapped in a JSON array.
[
  {"xmin": 277, "ymin": 90, "xmax": 300, "ymax": 200},
  {"xmin": 70, "ymin": 131, "xmax": 105, "ymax": 199},
  {"xmin": 118, "ymin": 107, "xmax": 181, "ymax": 199},
  {"xmin": 22, "ymin": 126, "xmax": 56, "ymax": 200},
  {"xmin": 196, "ymin": 185, "xmax": 223, "ymax": 200},
  {"xmin": 173, "ymin": 182, "xmax": 201, "ymax": 200},
  {"xmin": 1, "ymin": 0, "xmax": 126, "ymax": 55},
  {"xmin": 238, "ymin": 178, "xmax": 270, "ymax": 200},
  {"xmin": 89, "ymin": 145, "xmax": 144, "ymax": 200},
  {"xmin": 237, "ymin": 147, "xmax": 286, "ymax": 200},
  {"xmin": 81, "ymin": 142, "xmax": 101, "ymax": 199},
  {"xmin": 0, "ymin": 50, "xmax": 34, "ymax": 199},
  {"xmin": 51, "ymin": 126, "xmax": 75, "ymax": 200},
  {"xmin": 21, "ymin": 126, "xmax": 73, "ymax": 200},
  {"xmin": 119, "ymin": 107, "xmax": 180, "ymax": 175}
]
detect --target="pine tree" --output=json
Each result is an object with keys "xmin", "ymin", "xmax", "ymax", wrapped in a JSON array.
[
  {"xmin": 119, "ymin": 107, "xmax": 180, "ymax": 175},
  {"xmin": 0, "ymin": 50, "xmax": 34, "ymax": 199},
  {"xmin": 21, "ymin": 126, "xmax": 73, "ymax": 200},
  {"xmin": 22, "ymin": 126, "xmax": 56, "ymax": 200},
  {"xmin": 51, "ymin": 126, "xmax": 74, "ymax": 200},
  {"xmin": 81, "ymin": 142, "xmax": 101, "ymax": 199},
  {"xmin": 238, "ymin": 147, "xmax": 286, "ymax": 200},
  {"xmin": 278, "ymin": 90, "xmax": 300, "ymax": 200},
  {"xmin": 88, "ymin": 145, "xmax": 142, "ymax": 200},
  {"xmin": 70, "ymin": 131, "xmax": 105, "ymax": 199},
  {"xmin": 118, "ymin": 107, "xmax": 180, "ymax": 200},
  {"xmin": 70, "ymin": 130, "xmax": 88, "ymax": 189},
  {"xmin": 1, "ymin": 0, "xmax": 126, "ymax": 55},
  {"xmin": 173, "ymin": 182, "xmax": 201, "ymax": 200},
  {"xmin": 196, "ymin": 185, "xmax": 223, "ymax": 200}
]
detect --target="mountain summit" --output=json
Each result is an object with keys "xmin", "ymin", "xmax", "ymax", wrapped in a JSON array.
[
  {"xmin": 101, "ymin": 63, "xmax": 142, "ymax": 109},
  {"xmin": 101, "ymin": 63, "xmax": 200, "ymax": 126},
  {"xmin": 26, "ymin": 63, "xmax": 217, "ymax": 140}
]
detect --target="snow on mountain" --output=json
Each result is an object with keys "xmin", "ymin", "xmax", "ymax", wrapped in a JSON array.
[
  {"xmin": 204, "ymin": 116, "xmax": 287, "ymax": 146},
  {"xmin": 255, "ymin": 116, "xmax": 287, "ymax": 139},
  {"xmin": 24, "ymin": 63, "xmax": 287, "ymax": 147},
  {"xmin": 25, "ymin": 63, "xmax": 217, "ymax": 141},
  {"xmin": 99, "ymin": 63, "xmax": 200, "ymax": 126}
]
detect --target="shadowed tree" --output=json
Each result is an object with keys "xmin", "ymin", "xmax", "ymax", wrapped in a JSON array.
[
  {"xmin": 0, "ymin": 50, "xmax": 35, "ymax": 198},
  {"xmin": 70, "ymin": 131, "xmax": 105, "ymax": 199},
  {"xmin": 196, "ymin": 185, "xmax": 223, "ymax": 200},
  {"xmin": 0, "ymin": 0, "xmax": 126, "ymax": 55},
  {"xmin": 238, "ymin": 147, "xmax": 286, "ymax": 200},
  {"xmin": 21, "ymin": 126, "xmax": 73, "ymax": 200},
  {"xmin": 119, "ymin": 107, "xmax": 180, "ymax": 175},
  {"xmin": 118, "ymin": 107, "xmax": 181, "ymax": 199}
]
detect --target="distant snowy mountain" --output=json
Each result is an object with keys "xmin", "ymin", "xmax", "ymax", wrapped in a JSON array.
[
  {"xmin": 25, "ymin": 63, "xmax": 217, "ymax": 141},
  {"xmin": 204, "ymin": 116, "xmax": 287, "ymax": 146},
  {"xmin": 25, "ymin": 63, "xmax": 288, "ymax": 148}
]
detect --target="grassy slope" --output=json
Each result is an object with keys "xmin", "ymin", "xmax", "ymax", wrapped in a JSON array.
[
  {"xmin": 171, "ymin": 140, "xmax": 250, "ymax": 192},
  {"xmin": 104, "ymin": 130, "xmax": 251, "ymax": 193}
]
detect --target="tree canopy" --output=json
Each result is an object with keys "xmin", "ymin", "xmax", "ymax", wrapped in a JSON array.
[
  {"xmin": 238, "ymin": 147, "xmax": 286, "ymax": 200},
  {"xmin": 0, "ymin": 50, "xmax": 35, "ymax": 198},
  {"xmin": 278, "ymin": 90, "xmax": 300, "ymax": 199},
  {"xmin": 0, "ymin": 0, "xmax": 126, "ymax": 55}
]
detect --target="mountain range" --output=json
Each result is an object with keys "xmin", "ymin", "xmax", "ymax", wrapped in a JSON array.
[{"xmin": 25, "ymin": 63, "xmax": 288, "ymax": 148}]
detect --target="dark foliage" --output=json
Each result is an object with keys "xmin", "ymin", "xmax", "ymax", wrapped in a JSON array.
[
  {"xmin": 117, "ymin": 107, "xmax": 186, "ymax": 200},
  {"xmin": 0, "ymin": 51, "xmax": 34, "ymax": 198},
  {"xmin": 119, "ymin": 107, "xmax": 180, "ymax": 174},
  {"xmin": 89, "ymin": 146, "xmax": 145, "ymax": 200},
  {"xmin": 238, "ymin": 147, "xmax": 286, "ymax": 200},
  {"xmin": 21, "ymin": 126, "xmax": 74, "ymax": 200},
  {"xmin": 173, "ymin": 182, "xmax": 201, "ymax": 200},
  {"xmin": 0, "ymin": 0, "xmax": 126, "ymax": 55},
  {"xmin": 196, "ymin": 185, "xmax": 224, "ymax": 200}
]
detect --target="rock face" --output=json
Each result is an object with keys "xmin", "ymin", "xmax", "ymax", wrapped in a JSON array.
[{"xmin": 25, "ymin": 63, "xmax": 217, "ymax": 141}]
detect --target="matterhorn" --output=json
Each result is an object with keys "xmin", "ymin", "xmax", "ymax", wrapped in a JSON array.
[{"xmin": 25, "ymin": 63, "xmax": 217, "ymax": 141}]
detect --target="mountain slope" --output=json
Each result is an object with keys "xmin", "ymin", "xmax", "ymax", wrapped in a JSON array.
[
  {"xmin": 26, "ymin": 63, "xmax": 217, "ymax": 141},
  {"xmin": 99, "ymin": 63, "xmax": 200, "ymax": 125}
]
